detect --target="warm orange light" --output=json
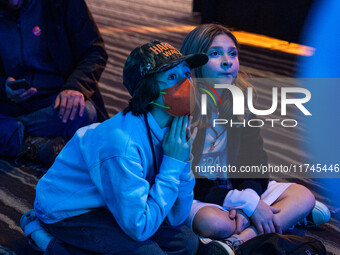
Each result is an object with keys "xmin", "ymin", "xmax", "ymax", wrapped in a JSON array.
[
  {"xmin": 99, "ymin": 25, "xmax": 314, "ymax": 57},
  {"xmin": 232, "ymin": 31, "xmax": 314, "ymax": 57}
]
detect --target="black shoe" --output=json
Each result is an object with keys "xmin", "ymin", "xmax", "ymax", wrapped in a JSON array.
[
  {"xmin": 38, "ymin": 137, "xmax": 66, "ymax": 167},
  {"xmin": 16, "ymin": 136, "xmax": 66, "ymax": 168}
]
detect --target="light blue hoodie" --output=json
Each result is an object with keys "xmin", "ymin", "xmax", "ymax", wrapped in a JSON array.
[{"xmin": 34, "ymin": 111, "xmax": 195, "ymax": 241}]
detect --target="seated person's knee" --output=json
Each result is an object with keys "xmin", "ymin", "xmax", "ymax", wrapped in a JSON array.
[
  {"xmin": 298, "ymin": 184, "xmax": 316, "ymax": 211},
  {"xmin": 192, "ymin": 206, "xmax": 236, "ymax": 239},
  {"xmin": 289, "ymin": 184, "xmax": 316, "ymax": 211},
  {"xmin": 82, "ymin": 100, "xmax": 97, "ymax": 124}
]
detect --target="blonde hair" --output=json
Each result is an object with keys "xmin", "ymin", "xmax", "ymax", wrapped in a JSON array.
[{"xmin": 181, "ymin": 24, "xmax": 252, "ymax": 123}]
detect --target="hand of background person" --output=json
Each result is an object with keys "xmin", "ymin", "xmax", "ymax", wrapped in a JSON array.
[
  {"xmin": 54, "ymin": 89, "xmax": 85, "ymax": 123},
  {"xmin": 250, "ymin": 200, "xmax": 282, "ymax": 234},
  {"xmin": 5, "ymin": 77, "xmax": 37, "ymax": 103},
  {"xmin": 162, "ymin": 115, "xmax": 197, "ymax": 162},
  {"xmin": 229, "ymin": 209, "xmax": 251, "ymax": 234}
]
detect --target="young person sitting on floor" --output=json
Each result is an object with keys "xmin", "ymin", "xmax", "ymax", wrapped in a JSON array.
[
  {"xmin": 19, "ymin": 40, "xmax": 209, "ymax": 254},
  {"xmin": 180, "ymin": 24, "xmax": 331, "ymax": 255}
]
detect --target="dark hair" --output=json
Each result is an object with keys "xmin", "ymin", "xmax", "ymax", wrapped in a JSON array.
[{"xmin": 123, "ymin": 74, "xmax": 160, "ymax": 116}]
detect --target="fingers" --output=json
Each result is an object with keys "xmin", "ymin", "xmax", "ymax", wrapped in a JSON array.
[
  {"xmin": 54, "ymin": 94, "xmax": 60, "ymax": 109},
  {"xmin": 188, "ymin": 115, "xmax": 193, "ymax": 127},
  {"xmin": 171, "ymin": 116, "xmax": 187, "ymax": 140},
  {"xmin": 69, "ymin": 96, "xmax": 80, "ymax": 121},
  {"xmin": 234, "ymin": 218, "xmax": 243, "ymax": 234},
  {"xmin": 273, "ymin": 216, "xmax": 282, "ymax": 234},
  {"xmin": 229, "ymin": 209, "xmax": 237, "ymax": 220},
  {"xmin": 175, "ymin": 116, "xmax": 184, "ymax": 139},
  {"xmin": 5, "ymin": 77, "xmax": 36, "ymax": 102},
  {"xmin": 185, "ymin": 116, "xmax": 192, "ymax": 141},
  {"xmin": 57, "ymin": 90, "xmax": 85, "ymax": 123},
  {"xmin": 62, "ymin": 97, "xmax": 76, "ymax": 123},
  {"xmin": 186, "ymin": 116, "xmax": 198, "ymax": 143},
  {"xmin": 270, "ymin": 206, "xmax": 281, "ymax": 214},
  {"xmin": 187, "ymin": 115, "xmax": 193, "ymax": 134},
  {"xmin": 59, "ymin": 93, "xmax": 67, "ymax": 118},
  {"xmin": 162, "ymin": 115, "xmax": 192, "ymax": 162},
  {"xmin": 10, "ymin": 88, "xmax": 25, "ymax": 97},
  {"xmin": 18, "ymin": 88, "xmax": 37, "ymax": 101},
  {"xmin": 234, "ymin": 225, "xmax": 242, "ymax": 235},
  {"xmin": 233, "ymin": 211, "xmax": 251, "ymax": 234},
  {"xmin": 263, "ymin": 219, "xmax": 278, "ymax": 234},
  {"xmin": 256, "ymin": 219, "xmax": 280, "ymax": 234},
  {"xmin": 169, "ymin": 116, "xmax": 193, "ymax": 142},
  {"xmin": 79, "ymin": 99, "xmax": 85, "ymax": 117},
  {"xmin": 255, "ymin": 223, "xmax": 264, "ymax": 235},
  {"xmin": 9, "ymin": 88, "xmax": 37, "ymax": 103},
  {"xmin": 263, "ymin": 223, "xmax": 272, "ymax": 234},
  {"xmin": 268, "ymin": 221, "xmax": 276, "ymax": 233},
  {"xmin": 181, "ymin": 116, "xmax": 188, "ymax": 142}
]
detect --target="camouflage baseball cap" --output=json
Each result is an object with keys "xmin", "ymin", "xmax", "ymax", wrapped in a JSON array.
[{"xmin": 123, "ymin": 40, "xmax": 208, "ymax": 95}]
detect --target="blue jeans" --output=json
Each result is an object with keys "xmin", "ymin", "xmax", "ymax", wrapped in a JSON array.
[
  {"xmin": 0, "ymin": 101, "xmax": 97, "ymax": 156},
  {"xmin": 42, "ymin": 208, "xmax": 198, "ymax": 255}
]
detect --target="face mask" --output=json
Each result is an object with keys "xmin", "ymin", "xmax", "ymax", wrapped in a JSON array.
[{"xmin": 153, "ymin": 78, "xmax": 196, "ymax": 116}]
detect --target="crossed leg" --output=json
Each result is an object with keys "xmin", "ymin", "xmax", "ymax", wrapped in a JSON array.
[{"xmin": 192, "ymin": 184, "xmax": 315, "ymax": 242}]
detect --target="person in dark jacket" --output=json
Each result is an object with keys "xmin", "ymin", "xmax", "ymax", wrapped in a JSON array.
[{"xmin": 0, "ymin": 0, "xmax": 108, "ymax": 167}]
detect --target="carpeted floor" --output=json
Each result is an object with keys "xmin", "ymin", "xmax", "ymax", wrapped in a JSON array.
[{"xmin": 0, "ymin": 0, "xmax": 339, "ymax": 254}]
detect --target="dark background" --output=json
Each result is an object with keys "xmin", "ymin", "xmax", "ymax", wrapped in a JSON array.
[{"xmin": 194, "ymin": 0, "xmax": 314, "ymax": 43}]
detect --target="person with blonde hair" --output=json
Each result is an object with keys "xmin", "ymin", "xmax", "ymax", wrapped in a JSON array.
[{"xmin": 181, "ymin": 24, "xmax": 330, "ymax": 254}]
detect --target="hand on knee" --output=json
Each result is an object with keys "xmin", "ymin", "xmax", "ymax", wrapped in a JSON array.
[
  {"xmin": 251, "ymin": 201, "xmax": 282, "ymax": 234},
  {"xmin": 233, "ymin": 209, "xmax": 251, "ymax": 234}
]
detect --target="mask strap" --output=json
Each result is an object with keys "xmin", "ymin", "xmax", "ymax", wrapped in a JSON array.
[{"xmin": 152, "ymin": 102, "xmax": 171, "ymax": 109}]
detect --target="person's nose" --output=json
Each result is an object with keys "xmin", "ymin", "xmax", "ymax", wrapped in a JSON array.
[{"xmin": 221, "ymin": 55, "xmax": 232, "ymax": 69}]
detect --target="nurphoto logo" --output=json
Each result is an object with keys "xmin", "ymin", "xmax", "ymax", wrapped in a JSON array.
[{"xmin": 200, "ymin": 84, "xmax": 312, "ymax": 128}]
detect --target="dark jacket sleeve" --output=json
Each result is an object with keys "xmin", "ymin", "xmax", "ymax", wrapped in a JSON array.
[
  {"xmin": 0, "ymin": 60, "xmax": 8, "ymax": 101},
  {"xmin": 46, "ymin": 0, "xmax": 109, "ymax": 120},
  {"xmin": 230, "ymin": 114, "xmax": 269, "ymax": 196},
  {"xmin": 62, "ymin": 0, "xmax": 107, "ymax": 94}
]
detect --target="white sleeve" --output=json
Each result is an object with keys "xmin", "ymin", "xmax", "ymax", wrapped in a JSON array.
[{"xmin": 222, "ymin": 188, "xmax": 260, "ymax": 217}]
